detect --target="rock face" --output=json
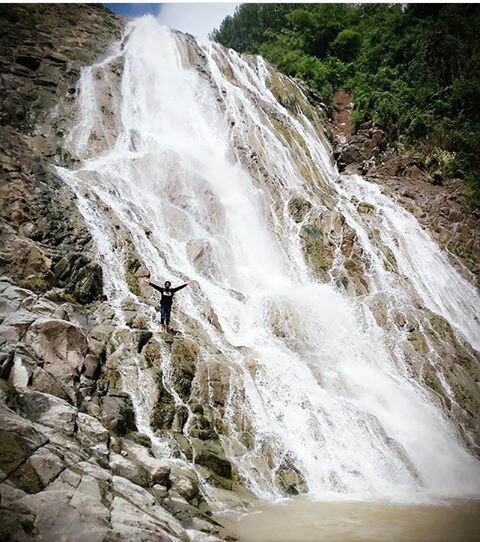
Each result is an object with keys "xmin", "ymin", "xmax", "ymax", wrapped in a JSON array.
[
  {"xmin": 0, "ymin": 4, "xmax": 122, "ymax": 303},
  {"xmin": 0, "ymin": 275, "xmax": 228, "ymax": 540}
]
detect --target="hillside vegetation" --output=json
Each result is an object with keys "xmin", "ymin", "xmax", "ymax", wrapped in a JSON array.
[{"xmin": 211, "ymin": 4, "xmax": 480, "ymax": 204}]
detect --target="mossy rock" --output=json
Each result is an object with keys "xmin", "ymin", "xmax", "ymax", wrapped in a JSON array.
[
  {"xmin": 143, "ymin": 338, "xmax": 163, "ymax": 367},
  {"xmin": 407, "ymin": 329, "xmax": 429, "ymax": 356},
  {"xmin": 151, "ymin": 390, "xmax": 176, "ymax": 431},
  {"xmin": 125, "ymin": 269, "xmax": 140, "ymax": 296},
  {"xmin": 18, "ymin": 275, "xmax": 54, "ymax": 294},
  {"xmin": 173, "ymin": 433, "xmax": 193, "ymax": 461},
  {"xmin": 170, "ymin": 338, "xmax": 199, "ymax": 400},
  {"xmin": 300, "ymin": 222, "xmax": 330, "ymax": 278},
  {"xmin": 188, "ymin": 412, "xmax": 216, "ymax": 441},
  {"xmin": 288, "ymin": 195, "xmax": 312, "ymax": 223},
  {"xmin": 191, "ymin": 438, "xmax": 232, "ymax": 480},
  {"xmin": 126, "ymin": 431, "xmax": 152, "ymax": 448}
]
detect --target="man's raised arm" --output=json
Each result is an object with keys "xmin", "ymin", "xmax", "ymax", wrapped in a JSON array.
[
  {"xmin": 172, "ymin": 282, "xmax": 191, "ymax": 293},
  {"xmin": 149, "ymin": 282, "xmax": 164, "ymax": 293}
]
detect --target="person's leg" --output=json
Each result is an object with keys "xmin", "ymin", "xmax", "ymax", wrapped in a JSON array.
[
  {"xmin": 160, "ymin": 305, "xmax": 167, "ymax": 332},
  {"xmin": 165, "ymin": 306, "xmax": 171, "ymax": 332}
]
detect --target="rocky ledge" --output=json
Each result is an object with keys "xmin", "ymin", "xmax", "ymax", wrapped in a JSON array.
[{"xmin": 0, "ymin": 276, "xmax": 234, "ymax": 541}]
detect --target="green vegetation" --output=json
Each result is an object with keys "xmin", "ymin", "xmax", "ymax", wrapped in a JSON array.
[
  {"xmin": 19, "ymin": 276, "xmax": 53, "ymax": 294},
  {"xmin": 211, "ymin": 4, "xmax": 480, "ymax": 204}
]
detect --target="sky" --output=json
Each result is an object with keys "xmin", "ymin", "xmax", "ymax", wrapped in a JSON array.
[{"xmin": 104, "ymin": 3, "xmax": 239, "ymax": 41}]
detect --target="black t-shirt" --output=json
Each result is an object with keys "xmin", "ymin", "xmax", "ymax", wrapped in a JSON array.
[{"xmin": 149, "ymin": 282, "xmax": 187, "ymax": 307}]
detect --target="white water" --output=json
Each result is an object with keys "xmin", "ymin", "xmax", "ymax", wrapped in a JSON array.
[{"xmin": 57, "ymin": 17, "xmax": 480, "ymax": 504}]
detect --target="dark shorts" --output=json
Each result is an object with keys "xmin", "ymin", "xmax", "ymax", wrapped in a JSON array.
[{"xmin": 160, "ymin": 304, "xmax": 171, "ymax": 324}]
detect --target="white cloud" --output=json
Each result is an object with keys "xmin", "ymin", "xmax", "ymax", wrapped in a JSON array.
[{"xmin": 157, "ymin": 2, "xmax": 239, "ymax": 42}]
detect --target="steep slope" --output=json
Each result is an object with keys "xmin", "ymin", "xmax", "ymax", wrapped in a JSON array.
[{"xmin": 1, "ymin": 7, "xmax": 480, "ymax": 542}]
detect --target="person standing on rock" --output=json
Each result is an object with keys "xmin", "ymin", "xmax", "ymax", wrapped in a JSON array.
[{"xmin": 149, "ymin": 280, "xmax": 192, "ymax": 333}]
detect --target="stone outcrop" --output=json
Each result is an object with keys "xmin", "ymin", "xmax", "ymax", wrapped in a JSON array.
[
  {"xmin": 0, "ymin": 273, "xmax": 230, "ymax": 541},
  {"xmin": 0, "ymin": 4, "xmax": 123, "ymax": 304},
  {"xmin": 334, "ymin": 121, "xmax": 387, "ymax": 173}
]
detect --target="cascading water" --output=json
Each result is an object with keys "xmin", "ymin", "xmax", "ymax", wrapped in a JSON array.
[{"xmin": 57, "ymin": 16, "xmax": 480, "ymax": 505}]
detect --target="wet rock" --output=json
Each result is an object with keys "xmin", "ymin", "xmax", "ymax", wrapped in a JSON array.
[
  {"xmin": 170, "ymin": 337, "xmax": 199, "ymax": 400},
  {"xmin": 151, "ymin": 386, "xmax": 176, "ymax": 432},
  {"xmin": 127, "ymin": 431, "xmax": 152, "ymax": 448},
  {"xmin": 191, "ymin": 438, "xmax": 232, "ymax": 480},
  {"xmin": 275, "ymin": 462, "xmax": 308, "ymax": 496},
  {"xmin": 186, "ymin": 239, "xmax": 220, "ymax": 279},
  {"xmin": 100, "ymin": 395, "xmax": 137, "ymax": 436},
  {"xmin": 162, "ymin": 493, "xmax": 205, "ymax": 525},
  {"xmin": 299, "ymin": 220, "xmax": 331, "ymax": 280},
  {"xmin": 288, "ymin": 195, "xmax": 312, "ymax": 223},
  {"xmin": 357, "ymin": 202, "xmax": 375, "ymax": 214}
]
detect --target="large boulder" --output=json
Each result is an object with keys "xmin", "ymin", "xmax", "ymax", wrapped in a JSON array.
[
  {"xmin": 275, "ymin": 462, "xmax": 308, "ymax": 496},
  {"xmin": 24, "ymin": 317, "xmax": 88, "ymax": 401}
]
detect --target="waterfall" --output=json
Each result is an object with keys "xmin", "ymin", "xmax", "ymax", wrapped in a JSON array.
[{"xmin": 57, "ymin": 16, "xmax": 480, "ymax": 503}]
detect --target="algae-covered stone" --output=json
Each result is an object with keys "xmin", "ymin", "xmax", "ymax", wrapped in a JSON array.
[{"xmin": 299, "ymin": 221, "xmax": 331, "ymax": 280}]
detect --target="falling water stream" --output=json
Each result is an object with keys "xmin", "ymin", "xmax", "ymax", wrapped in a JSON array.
[{"xmin": 56, "ymin": 16, "xmax": 480, "ymax": 541}]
